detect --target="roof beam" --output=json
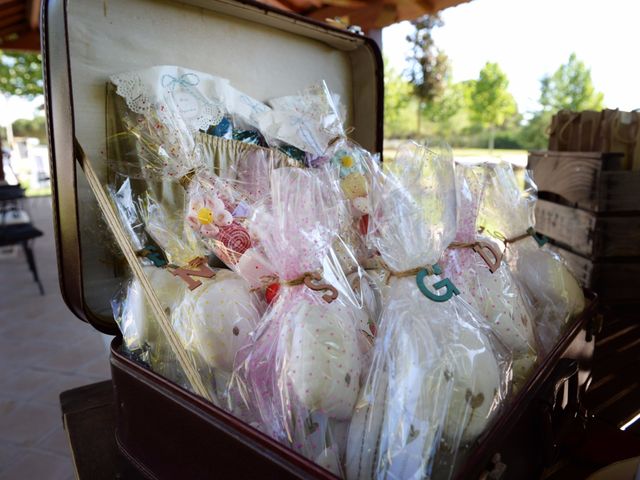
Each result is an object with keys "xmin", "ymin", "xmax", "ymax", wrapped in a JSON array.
[
  {"xmin": 0, "ymin": 28, "xmax": 39, "ymax": 51},
  {"xmin": 27, "ymin": 0, "xmax": 42, "ymax": 29},
  {"xmin": 0, "ymin": 1, "xmax": 24, "ymax": 16},
  {"xmin": 0, "ymin": 21, "xmax": 28, "ymax": 39},
  {"xmin": 0, "ymin": 13, "xmax": 26, "ymax": 29}
]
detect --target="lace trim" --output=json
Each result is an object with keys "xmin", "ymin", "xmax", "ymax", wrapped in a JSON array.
[
  {"xmin": 110, "ymin": 71, "xmax": 225, "ymax": 132},
  {"xmin": 111, "ymin": 72, "xmax": 152, "ymax": 115}
]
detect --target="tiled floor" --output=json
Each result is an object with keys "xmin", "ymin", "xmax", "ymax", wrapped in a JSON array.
[{"xmin": 0, "ymin": 196, "xmax": 112, "ymax": 480}]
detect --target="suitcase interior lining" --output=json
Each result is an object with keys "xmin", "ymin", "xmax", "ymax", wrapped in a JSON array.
[{"xmin": 62, "ymin": 0, "xmax": 381, "ymax": 324}]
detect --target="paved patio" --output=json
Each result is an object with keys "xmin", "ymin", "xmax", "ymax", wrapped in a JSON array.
[{"xmin": 0, "ymin": 196, "xmax": 111, "ymax": 479}]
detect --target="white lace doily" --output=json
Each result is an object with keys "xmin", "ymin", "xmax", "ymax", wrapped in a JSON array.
[{"xmin": 111, "ymin": 66, "xmax": 229, "ymax": 135}]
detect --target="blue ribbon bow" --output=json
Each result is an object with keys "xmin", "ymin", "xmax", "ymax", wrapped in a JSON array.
[{"xmin": 161, "ymin": 73, "xmax": 200, "ymax": 91}]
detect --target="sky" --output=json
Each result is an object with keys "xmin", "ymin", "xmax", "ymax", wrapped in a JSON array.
[
  {"xmin": 0, "ymin": 94, "xmax": 42, "ymax": 127},
  {"xmin": 382, "ymin": 0, "xmax": 640, "ymax": 115}
]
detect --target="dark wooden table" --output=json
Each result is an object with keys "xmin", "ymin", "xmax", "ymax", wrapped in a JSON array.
[
  {"xmin": 60, "ymin": 381, "xmax": 144, "ymax": 480},
  {"xmin": 0, "ymin": 184, "xmax": 44, "ymax": 294}
]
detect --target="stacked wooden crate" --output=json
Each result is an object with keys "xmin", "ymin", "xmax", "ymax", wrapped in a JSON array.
[{"xmin": 528, "ymin": 150, "xmax": 640, "ymax": 304}]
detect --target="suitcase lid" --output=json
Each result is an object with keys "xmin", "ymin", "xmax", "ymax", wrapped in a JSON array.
[{"xmin": 42, "ymin": 0, "xmax": 383, "ymax": 334}]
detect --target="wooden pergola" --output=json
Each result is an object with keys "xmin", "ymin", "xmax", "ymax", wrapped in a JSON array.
[
  {"xmin": 0, "ymin": 0, "xmax": 468, "ymax": 52},
  {"xmin": 0, "ymin": 0, "xmax": 41, "ymax": 51},
  {"xmin": 261, "ymin": 0, "xmax": 470, "ymax": 31}
]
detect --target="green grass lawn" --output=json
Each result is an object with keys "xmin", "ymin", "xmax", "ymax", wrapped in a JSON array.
[
  {"xmin": 383, "ymin": 144, "xmax": 528, "ymax": 167},
  {"xmin": 25, "ymin": 186, "xmax": 52, "ymax": 197}
]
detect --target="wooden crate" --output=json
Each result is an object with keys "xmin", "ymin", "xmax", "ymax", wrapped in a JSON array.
[
  {"xmin": 529, "ymin": 150, "xmax": 640, "ymax": 303},
  {"xmin": 535, "ymin": 199, "xmax": 640, "ymax": 258},
  {"xmin": 528, "ymin": 151, "xmax": 640, "ymax": 212}
]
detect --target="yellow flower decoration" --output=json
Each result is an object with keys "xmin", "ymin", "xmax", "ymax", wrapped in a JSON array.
[
  {"xmin": 341, "ymin": 155, "xmax": 354, "ymax": 169},
  {"xmin": 197, "ymin": 207, "xmax": 213, "ymax": 225}
]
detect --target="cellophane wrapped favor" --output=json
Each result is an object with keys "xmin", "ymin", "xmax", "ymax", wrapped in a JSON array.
[
  {"xmin": 108, "ymin": 65, "xmax": 286, "ymax": 212},
  {"xmin": 346, "ymin": 143, "xmax": 509, "ymax": 480},
  {"xmin": 442, "ymin": 163, "xmax": 539, "ymax": 386},
  {"xmin": 235, "ymin": 166, "xmax": 366, "ymax": 476},
  {"xmin": 260, "ymin": 81, "xmax": 378, "ymax": 272},
  {"xmin": 144, "ymin": 191, "xmax": 265, "ymax": 413},
  {"xmin": 477, "ymin": 163, "xmax": 585, "ymax": 352},
  {"xmin": 110, "ymin": 178, "xmax": 188, "ymax": 386},
  {"xmin": 107, "ymin": 66, "xmax": 267, "ymax": 412},
  {"xmin": 256, "ymin": 81, "xmax": 345, "ymax": 162}
]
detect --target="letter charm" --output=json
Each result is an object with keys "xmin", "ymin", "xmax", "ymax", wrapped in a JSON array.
[
  {"xmin": 169, "ymin": 257, "xmax": 216, "ymax": 290},
  {"xmin": 416, "ymin": 265, "xmax": 460, "ymax": 303},
  {"xmin": 139, "ymin": 245, "xmax": 167, "ymax": 268},
  {"xmin": 472, "ymin": 241, "xmax": 503, "ymax": 273},
  {"xmin": 303, "ymin": 272, "xmax": 339, "ymax": 304},
  {"xmin": 527, "ymin": 227, "xmax": 548, "ymax": 247}
]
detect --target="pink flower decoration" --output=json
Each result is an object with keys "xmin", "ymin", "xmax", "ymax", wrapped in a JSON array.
[{"xmin": 187, "ymin": 193, "xmax": 232, "ymax": 239}]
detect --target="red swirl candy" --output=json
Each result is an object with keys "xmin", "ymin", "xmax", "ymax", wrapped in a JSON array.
[{"xmin": 216, "ymin": 222, "xmax": 251, "ymax": 263}]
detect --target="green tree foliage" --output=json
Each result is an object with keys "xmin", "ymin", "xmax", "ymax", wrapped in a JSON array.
[
  {"xmin": 423, "ymin": 80, "xmax": 465, "ymax": 139},
  {"xmin": 12, "ymin": 116, "xmax": 47, "ymax": 143},
  {"xmin": 405, "ymin": 14, "xmax": 449, "ymax": 133},
  {"xmin": 539, "ymin": 53, "xmax": 604, "ymax": 112},
  {"xmin": 517, "ymin": 111, "xmax": 552, "ymax": 150},
  {"xmin": 384, "ymin": 59, "xmax": 414, "ymax": 138},
  {"xmin": 0, "ymin": 50, "xmax": 43, "ymax": 98},
  {"xmin": 468, "ymin": 62, "xmax": 517, "ymax": 151}
]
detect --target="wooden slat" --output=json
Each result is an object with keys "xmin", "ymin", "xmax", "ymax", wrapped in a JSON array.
[
  {"xmin": 585, "ymin": 307, "xmax": 640, "ymax": 430},
  {"xmin": 0, "ymin": 2, "xmax": 24, "ymax": 20},
  {"xmin": 0, "ymin": 28, "xmax": 39, "ymax": 51},
  {"xmin": 586, "ymin": 362, "xmax": 640, "ymax": 409},
  {"xmin": 597, "ymin": 215, "xmax": 640, "ymax": 257},
  {"xmin": 593, "ymin": 346, "xmax": 640, "ymax": 382},
  {"xmin": 595, "ymin": 323, "xmax": 640, "ymax": 354},
  {"xmin": 0, "ymin": 21, "xmax": 27, "ymax": 39},
  {"xmin": 536, "ymin": 200, "xmax": 640, "ymax": 258},
  {"xmin": 600, "ymin": 171, "xmax": 640, "ymax": 212},
  {"xmin": 598, "ymin": 316, "xmax": 628, "ymax": 337},
  {"xmin": 536, "ymin": 199, "xmax": 595, "ymax": 256},
  {"xmin": 599, "ymin": 387, "xmax": 640, "ymax": 428},
  {"xmin": 592, "ymin": 262, "xmax": 640, "ymax": 301},
  {"xmin": 0, "ymin": 0, "xmax": 22, "ymax": 7},
  {"xmin": 0, "ymin": 13, "xmax": 25, "ymax": 30},
  {"xmin": 528, "ymin": 151, "xmax": 624, "ymax": 211}
]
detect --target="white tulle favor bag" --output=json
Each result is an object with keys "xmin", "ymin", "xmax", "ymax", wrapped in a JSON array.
[
  {"xmin": 442, "ymin": 163, "xmax": 538, "ymax": 387},
  {"xmin": 133, "ymin": 188, "xmax": 263, "ymax": 412},
  {"xmin": 236, "ymin": 166, "xmax": 365, "ymax": 476},
  {"xmin": 346, "ymin": 143, "xmax": 508, "ymax": 480},
  {"xmin": 478, "ymin": 162, "xmax": 585, "ymax": 352}
]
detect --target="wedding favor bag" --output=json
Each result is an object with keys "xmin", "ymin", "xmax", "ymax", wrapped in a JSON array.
[
  {"xmin": 442, "ymin": 164, "xmax": 538, "ymax": 385},
  {"xmin": 237, "ymin": 166, "xmax": 366, "ymax": 475},
  {"xmin": 478, "ymin": 163, "xmax": 585, "ymax": 351},
  {"xmin": 346, "ymin": 143, "xmax": 508, "ymax": 480}
]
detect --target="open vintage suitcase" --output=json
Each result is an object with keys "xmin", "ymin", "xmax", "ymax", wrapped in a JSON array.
[{"xmin": 42, "ymin": 0, "xmax": 598, "ymax": 478}]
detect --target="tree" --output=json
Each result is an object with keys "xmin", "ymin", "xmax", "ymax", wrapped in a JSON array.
[
  {"xmin": 517, "ymin": 111, "xmax": 553, "ymax": 150},
  {"xmin": 468, "ymin": 62, "xmax": 517, "ymax": 152},
  {"xmin": 0, "ymin": 50, "xmax": 43, "ymax": 98},
  {"xmin": 384, "ymin": 59, "xmax": 414, "ymax": 137},
  {"xmin": 405, "ymin": 14, "xmax": 449, "ymax": 135},
  {"xmin": 13, "ymin": 116, "xmax": 47, "ymax": 143},
  {"xmin": 539, "ymin": 53, "xmax": 604, "ymax": 112}
]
